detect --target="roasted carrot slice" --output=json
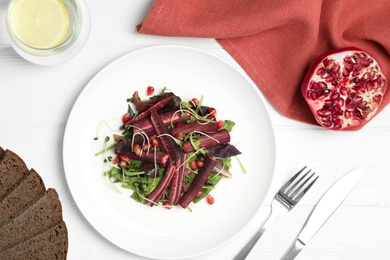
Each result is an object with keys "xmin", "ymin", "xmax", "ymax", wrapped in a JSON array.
[
  {"xmin": 150, "ymin": 110, "xmax": 183, "ymax": 160},
  {"xmin": 178, "ymin": 155, "xmax": 217, "ymax": 209},
  {"xmin": 182, "ymin": 129, "xmax": 230, "ymax": 153},
  {"xmin": 147, "ymin": 164, "xmax": 176, "ymax": 206},
  {"xmin": 168, "ymin": 154, "xmax": 187, "ymax": 204}
]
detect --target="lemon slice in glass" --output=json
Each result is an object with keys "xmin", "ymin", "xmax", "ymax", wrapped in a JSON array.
[{"xmin": 9, "ymin": 0, "xmax": 70, "ymax": 49}]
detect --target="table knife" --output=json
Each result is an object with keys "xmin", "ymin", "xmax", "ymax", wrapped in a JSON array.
[{"xmin": 280, "ymin": 168, "xmax": 365, "ymax": 260}]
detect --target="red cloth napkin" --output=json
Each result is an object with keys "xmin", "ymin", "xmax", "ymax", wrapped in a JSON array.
[{"xmin": 138, "ymin": 0, "xmax": 390, "ymax": 126}]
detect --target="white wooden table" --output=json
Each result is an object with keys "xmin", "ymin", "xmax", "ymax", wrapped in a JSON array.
[{"xmin": 1, "ymin": 1, "xmax": 390, "ymax": 259}]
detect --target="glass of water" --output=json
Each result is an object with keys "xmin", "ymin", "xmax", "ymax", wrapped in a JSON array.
[{"xmin": 6, "ymin": 0, "xmax": 83, "ymax": 57}]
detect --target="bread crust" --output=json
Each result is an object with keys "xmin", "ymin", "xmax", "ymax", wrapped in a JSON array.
[{"xmin": 0, "ymin": 149, "xmax": 29, "ymax": 200}]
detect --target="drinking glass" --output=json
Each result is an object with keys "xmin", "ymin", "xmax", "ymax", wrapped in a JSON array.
[{"xmin": 6, "ymin": 0, "xmax": 83, "ymax": 57}]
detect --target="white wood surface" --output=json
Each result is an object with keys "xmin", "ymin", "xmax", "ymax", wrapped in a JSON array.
[{"xmin": 1, "ymin": 1, "xmax": 390, "ymax": 259}]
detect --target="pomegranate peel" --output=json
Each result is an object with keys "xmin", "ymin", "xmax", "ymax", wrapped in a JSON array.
[{"xmin": 302, "ymin": 47, "xmax": 387, "ymax": 130}]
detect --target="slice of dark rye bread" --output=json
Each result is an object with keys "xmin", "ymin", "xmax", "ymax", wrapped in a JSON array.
[
  {"xmin": 0, "ymin": 168, "xmax": 46, "ymax": 226},
  {"xmin": 0, "ymin": 149, "xmax": 29, "ymax": 200},
  {"xmin": 0, "ymin": 221, "xmax": 68, "ymax": 260},
  {"xmin": 0, "ymin": 188, "xmax": 63, "ymax": 251},
  {"xmin": 0, "ymin": 147, "xmax": 68, "ymax": 258}
]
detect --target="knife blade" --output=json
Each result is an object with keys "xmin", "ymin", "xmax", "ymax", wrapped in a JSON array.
[{"xmin": 281, "ymin": 168, "xmax": 365, "ymax": 260}]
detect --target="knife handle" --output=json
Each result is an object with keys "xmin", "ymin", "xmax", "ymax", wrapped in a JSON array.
[{"xmin": 280, "ymin": 238, "xmax": 305, "ymax": 260}]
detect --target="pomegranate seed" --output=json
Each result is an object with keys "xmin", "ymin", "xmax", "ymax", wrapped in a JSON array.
[
  {"xmin": 216, "ymin": 120, "xmax": 224, "ymax": 129},
  {"xmin": 196, "ymin": 191, "xmax": 203, "ymax": 197},
  {"xmin": 208, "ymin": 107, "xmax": 217, "ymax": 117},
  {"xmin": 195, "ymin": 159, "xmax": 204, "ymax": 168},
  {"xmin": 162, "ymin": 201, "xmax": 173, "ymax": 209},
  {"xmin": 111, "ymin": 156, "xmax": 120, "ymax": 165},
  {"xmin": 174, "ymin": 133, "xmax": 183, "ymax": 140},
  {"xmin": 133, "ymin": 144, "xmax": 142, "ymax": 156},
  {"xmin": 161, "ymin": 154, "xmax": 169, "ymax": 165},
  {"xmin": 150, "ymin": 135, "xmax": 160, "ymax": 147},
  {"xmin": 153, "ymin": 139, "xmax": 160, "ymax": 147},
  {"xmin": 142, "ymin": 143, "xmax": 150, "ymax": 151},
  {"xmin": 190, "ymin": 98, "xmax": 199, "ymax": 106},
  {"xmin": 206, "ymin": 194, "xmax": 215, "ymax": 205},
  {"xmin": 189, "ymin": 160, "xmax": 197, "ymax": 170},
  {"xmin": 119, "ymin": 153, "xmax": 130, "ymax": 163},
  {"xmin": 146, "ymin": 86, "xmax": 155, "ymax": 96},
  {"xmin": 122, "ymin": 113, "xmax": 131, "ymax": 123}
]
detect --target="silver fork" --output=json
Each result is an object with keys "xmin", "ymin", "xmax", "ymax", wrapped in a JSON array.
[{"xmin": 233, "ymin": 166, "xmax": 319, "ymax": 260}]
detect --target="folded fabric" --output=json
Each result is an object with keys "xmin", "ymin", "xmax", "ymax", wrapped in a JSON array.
[{"xmin": 138, "ymin": 0, "xmax": 390, "ymax": 126}]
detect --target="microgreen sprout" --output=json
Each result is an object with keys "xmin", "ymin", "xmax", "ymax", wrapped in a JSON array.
[
  {"xmin": 94, "ymin": 121, "xmax": 122, "ymax": 140},
  {"xmin": 156, "ymin": 133, "xmax": 183, "ymax": 147},
  {"xmin": 235, "ymin": 156, "xmax": 247, "ymax": 174}
]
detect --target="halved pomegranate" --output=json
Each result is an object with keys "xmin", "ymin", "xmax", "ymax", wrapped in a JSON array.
[{"xmin": 302, "ymin": 47, "xmax": 387, "ymax": 130}]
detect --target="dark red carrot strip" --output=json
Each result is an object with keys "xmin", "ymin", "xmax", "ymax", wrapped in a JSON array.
[
  {"xmin": 168, "ymin": 170, "xmax": 180, "ymax": 205},
  {"xmin": 122, "ymin": 150, "xmax": 169, "ymax": 166},
  {"xmin": 168, "ymin": 153, "xmax": 187, "ymax": 204},
  {"xmin": 146, "ymin": 164, "xmax": 176, "ymax": 206},
  {"xmin": 150, "ymin": 110, "xmax": 183, "ymax": 160},
  {"xmin": 125, "ymin": 95, "xmax": 174, "ymax": 125},
  {"xmin": 171, "ymin": 120, "xmax": 217, "ymax": 138},
  {"xmin": 178, "ymin": 155, "xmax": 217, "ymax": 208},
  {"xmin": 174, "ymin": 155, "xmax": 187, "ymax": 204},
  {"xmin": 133, "ymin": 110, "xmax": 190, "ymax": 133},
  {"xmin": 182, "ymin": 129, "xmax": 230, "ymax": 153}
]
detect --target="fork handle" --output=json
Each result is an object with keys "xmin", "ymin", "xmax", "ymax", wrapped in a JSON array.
[{"xmin": 233, "ymin": 212, "xmax": 277, "ymax": 260}]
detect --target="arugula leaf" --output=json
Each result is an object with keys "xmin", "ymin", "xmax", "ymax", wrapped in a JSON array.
[
  {"xmin": 124, "ymin": 159, "xmax": 142, "ymax": 171},
  {"xmin": 221, "ymin": 157, "xmax": 232, "ymax": 169},
  {"xmin": 124, "ymin": 176, "xmax": 162, "ymax": 204},
  {"xmin": 220, "ymin": 120, "xmax": 235, "ymax": 132}
]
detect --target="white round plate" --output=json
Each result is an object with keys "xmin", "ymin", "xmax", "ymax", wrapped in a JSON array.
[{"xmin": 63, "ymin": 45, "xmax": 276, "ymax": 259}]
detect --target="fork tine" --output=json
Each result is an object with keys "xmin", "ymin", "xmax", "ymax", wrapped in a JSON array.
[
  {"xmin": 293, "ymin": 173, "xmax": 319, "ymax": 202},
  {"xmin": 279, "ymin": 166, "xmax": 307, "ymax": 192},
  {"xmin": 288, "ymin": 169, "xmax": 313, "ymax": 197}
]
